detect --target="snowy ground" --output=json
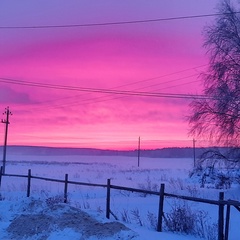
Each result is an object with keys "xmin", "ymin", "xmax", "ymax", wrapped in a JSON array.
[{"xmin": 0, "ymin": 153, "xmax": 239, "ymax": 239}]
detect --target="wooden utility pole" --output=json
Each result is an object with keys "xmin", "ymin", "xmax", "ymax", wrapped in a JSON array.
[
  {"xmin": 138, "ymin": 136, "xmax": 140, "ymax": 167},
  {"xmin": 1, "ymin": 107, "xmax": 12, "ymax": 174}
]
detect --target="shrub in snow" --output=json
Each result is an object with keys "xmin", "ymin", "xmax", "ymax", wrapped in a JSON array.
[
  {"xmin": 164, "ymin": 202, "xmax": 217, "ymax": 240},
  {"xmin": 164, "ymin": 203, "xmax": 195, "ymax": 234},
  {"xmin": 46, "ymin": 195, "xmax": 65, "ymax": 208},
  {"xmin": 190, "ymin": 148, "xmax": 240, "ymax": 188},
  {"xmin": 185, "ymin": 185, "xmax": 199, "ymax": 197},
  {"xmin": 131, "ymin": 208, "xmax": 144, "ymax": 226},
  {"xmin": 168, "ymin": 177, "xmax": 185, "ymax": 191},
  {"xmin": 121, "ymin": 209, "xmax": 131, "ymax": 224},
  {"xmin": 147, "ymin": 211, "xmax": 157, "ymax": 230},
  {"xmin": 215, "ymin": 173, "xmax": 232, "ymax": 189},
  {"xmin": 137, "ymin": 177, "xmax": 158, "ymax": 197},
  {"xmin": 189, "ymin": 160, "xmax": 240, "ymax": 189}
]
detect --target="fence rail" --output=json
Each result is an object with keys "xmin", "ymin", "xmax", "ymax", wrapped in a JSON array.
[{"xmin": 0, "ymin": 167, "xmax": 239, "ymax": 240}]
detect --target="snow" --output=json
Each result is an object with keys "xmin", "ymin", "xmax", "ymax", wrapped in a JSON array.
[{"xmin": 0, "ymin": 152, "xmax": 239, "ymax": 239}]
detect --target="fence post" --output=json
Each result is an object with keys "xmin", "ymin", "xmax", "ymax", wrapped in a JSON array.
[
  {"xmin": 225, "ymin": 204, "xmax": 231, "ymax": 240},
  {"xmin": 218, "ymin": 192, "xmax": 224, "ymax": 240},
  {"xmin": 64, "ymin": 174, "xmax": 68, "ymax": 203},
  {"xmin": 0, "ymin": 166, "xmax": 2, "ymax": 187},
  {"xmin": 27, "ymin": 169, "xmax": 31, "ymax": 197},
  {"xmin": 106, "ymin": 178, "xmax": 111, "ymax": 219},
  {"xmin": 157, "ymin": 183, "xmax": 165, "ymax": 232}
]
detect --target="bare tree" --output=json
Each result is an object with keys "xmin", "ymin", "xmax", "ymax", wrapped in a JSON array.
[{"xmin": 189, "ymin": 0, "xmax": 240, "ymax": 148}]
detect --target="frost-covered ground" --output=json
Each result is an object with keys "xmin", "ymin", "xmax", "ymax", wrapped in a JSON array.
[{"xmin": 0, "ymin": 153, "xmax": 239, "ymax": 239}]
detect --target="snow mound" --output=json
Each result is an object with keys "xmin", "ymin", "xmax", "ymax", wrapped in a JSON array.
[{"xmin": 3, "ymin": 198, "xmax": 138, "ymax": 240}]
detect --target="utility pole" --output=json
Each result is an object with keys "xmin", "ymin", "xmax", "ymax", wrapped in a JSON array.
[
  {"xmin": 193, "ymin": 138, "xmax": 196, "ymax": 168},
  {"xmin": 138, "ymin": 136, "xmax": 141, "ymax": 167},
  {"xmin": 1, "ymin": 107, "xmax": 12, "ymax": 174}
]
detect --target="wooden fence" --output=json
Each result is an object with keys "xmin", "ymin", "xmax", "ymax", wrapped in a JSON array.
[{"xmin": 0, "ymin": 167, "xmax": 240, "ymax": 240}]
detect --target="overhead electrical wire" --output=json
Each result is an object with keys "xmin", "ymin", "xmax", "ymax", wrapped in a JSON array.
[
  {"xmin": 15, "ymin": 65, "xmax": 205, "ymax": 111},
  {"xmin": 26, "ymin": 64, "xmax": 207, "ymax": 106},
  {"xmin": 73, "ymin": 79, "xmax": 200, "ymax": 104},
  {"xmin": 0, "ymin": 64, "xmax": 207, "ymax": 105},
  {"xmin": 71, "ymin": 75, "xmax": 201, "ymax": 106},
  {"xmin": 0, "ymin": 12, "xmax": 239, "ymax": 29},
  {"xmin": 45, "ymin": 74, "xmax": 200, "ymax": 109},
  {"xmin": 30, "ymin": 78, "xmax": 201, "ymax": 111},
  {"xmin": 58, "ymin": 79, "xmax": 202, "ymax": 109},
  {"xmin": 0, "ymin": 77, "xmax": 209, "ymax": 100},
  {"xmin": 0, "ymin": 64, "xmax": 207, "ymax": 112},
  {"xmin": 135, "ymin": 73, "xmax": 198, "ymax": 90}
]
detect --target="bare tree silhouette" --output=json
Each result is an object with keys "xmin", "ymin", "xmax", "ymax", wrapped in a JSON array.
[{"xmin": 189, "ymin": 0, "xmax": 240, "ymax": 149}]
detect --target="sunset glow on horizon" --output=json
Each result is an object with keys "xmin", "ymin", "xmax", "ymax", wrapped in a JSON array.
[{"xmin": 0, "ymin": 1, "xmax": 221, "ymax": 150}]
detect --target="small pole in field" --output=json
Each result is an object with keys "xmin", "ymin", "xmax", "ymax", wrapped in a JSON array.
[{"xmin": 138, "ymin": 136, "xmax": 140, "ymax": 167}]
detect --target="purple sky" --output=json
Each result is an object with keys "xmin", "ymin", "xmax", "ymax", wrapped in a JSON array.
[{"xmin": 0, "ymin": 0, "xmax": 222, "ymax": 149}]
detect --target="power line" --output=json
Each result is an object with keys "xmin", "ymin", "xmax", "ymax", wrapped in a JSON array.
[
  {"xmin": 135, "ymin": 74, "xmax": 198, "ymax": 91},
  {"xmin": 72, "ymin": 76, "xmax": 201, "ymax": 106},
  {"xmin": 31, "ymin": 79, "xmax": 200, "ymax": 111},
  {"xmin": 0, "ymin": 64, "xmax": 205, "ymax": 113},
  {"xmin": 0, "ymin": 12, "xmax": 239, "ymax": 29},
  {"xmin": 19, "ymin": 68, "xmax": 204, "ymax": 111},
  {"xmin": 0, "ymin": 77, "xmax": 209, "ymax": 100},
  {"xmin": 24, "ymin": 64, "xmax": 207, "ymax": 107},
  {"xmin": 39, "ymin": 75, "xmax": 201, "ymax": 110}
]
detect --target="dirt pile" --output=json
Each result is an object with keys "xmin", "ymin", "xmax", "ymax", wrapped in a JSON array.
[{"xmin": 6, "ymin": 200, "xmax": 138, "ymax": 240}]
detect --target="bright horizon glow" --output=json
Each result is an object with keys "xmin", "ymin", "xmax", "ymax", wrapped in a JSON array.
[{"xmin": 0, "ymin": 1, "xmax": 220, "ymax": 150}]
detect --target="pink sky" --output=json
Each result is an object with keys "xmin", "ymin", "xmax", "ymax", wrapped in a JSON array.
[{"xmin": 0, "ymin": 0, "xmax": 221, "ymax": 149}]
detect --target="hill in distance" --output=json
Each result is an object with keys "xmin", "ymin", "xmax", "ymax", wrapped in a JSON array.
[{"xmin": 0, "ymin": 145, "xmax": 220, "ymax": 158}]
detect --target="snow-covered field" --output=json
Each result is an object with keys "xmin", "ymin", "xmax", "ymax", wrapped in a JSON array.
[{"xmin": 0, "ymin": 153, "xmax": 239, "ymax": 239}]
